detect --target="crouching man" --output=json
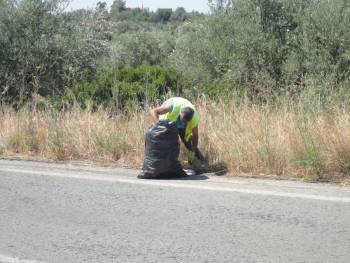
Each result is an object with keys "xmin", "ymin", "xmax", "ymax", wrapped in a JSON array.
[{"xmin": 150, "ymin": 97, "xmax": 205, "ymax": 167}]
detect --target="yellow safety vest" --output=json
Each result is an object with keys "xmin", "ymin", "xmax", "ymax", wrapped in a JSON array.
[{"xmin": 160, "ymin": 97, "xmax": 199, "ymax": 142}]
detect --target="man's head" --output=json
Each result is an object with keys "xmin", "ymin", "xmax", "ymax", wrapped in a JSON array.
[{"xmin": 180, "ymin": 107, "xmax": 194, "ymax": 123}]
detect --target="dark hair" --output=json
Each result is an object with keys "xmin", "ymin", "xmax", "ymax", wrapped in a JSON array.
[{"xmin": 180, "ymin": 107, "xmax": 194, "ymax": 122}]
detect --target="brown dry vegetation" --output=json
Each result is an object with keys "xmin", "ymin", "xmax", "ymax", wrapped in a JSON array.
[{"xmin": 1, "ymin": 99, "xmax": 350, "ymax": 183}]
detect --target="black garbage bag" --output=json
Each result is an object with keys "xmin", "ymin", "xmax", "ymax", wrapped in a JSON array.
[{"xmin": 138, "ymin": 120, "xmax": 187, "ymax": 179}]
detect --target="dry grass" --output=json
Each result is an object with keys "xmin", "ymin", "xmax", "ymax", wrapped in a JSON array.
[
  {"xmin": 0, "ymin": 106, "xmax": 147, "ymax": 166},
  {"xmin": 1, "ymin": 100, "xmax": 350, "ymax": 182}
]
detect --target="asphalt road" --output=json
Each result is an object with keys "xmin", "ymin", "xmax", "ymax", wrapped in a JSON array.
[{"xmin": 1, "ymin": 160, "xmax": 350, "ymax": 263}]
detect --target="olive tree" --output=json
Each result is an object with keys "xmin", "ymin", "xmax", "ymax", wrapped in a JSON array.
[{"xmin": 0, "ymin": 0, "xmax": 111, "ymax": 105}]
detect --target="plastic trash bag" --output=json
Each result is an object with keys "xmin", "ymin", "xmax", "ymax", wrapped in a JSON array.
[{"xmin": 138, "ymin": 120, "xmax": 187, "ymax": 179}]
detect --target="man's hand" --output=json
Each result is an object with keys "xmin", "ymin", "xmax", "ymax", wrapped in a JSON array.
[
  {"xmin": 189, "ymin": 127, "xmax": 199, "ymax": 165},
  {"xmin": 149, "ymin": 105, "xmax": 169, "ymax": 123},
  {"xmin": 188, "ymin": 151, "xmax": 196, "ymax": 164},
  {"xmin": 191, "ymin": 126, "xmax": 199, "ymax": 152}
]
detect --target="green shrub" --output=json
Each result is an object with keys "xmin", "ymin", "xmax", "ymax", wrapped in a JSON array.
[
  {"xmin": 65, "ymin": 63, "xmax": 186, "ymax": 108},
  {"xmin": 111, "ymin": 30, "xmax": 175, "ymax": 67},
  {"xmin": 171, "ymin": 0, "xmax": 350, "ymax": 99},
  {"xmin": 0, "ymin": 0, "xmax": 111, "ymax": 104}
]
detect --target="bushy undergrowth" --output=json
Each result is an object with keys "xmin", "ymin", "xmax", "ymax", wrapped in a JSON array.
[{"xmin": 64, "ymin": 63, "xmax": 186, "ymax": 109}]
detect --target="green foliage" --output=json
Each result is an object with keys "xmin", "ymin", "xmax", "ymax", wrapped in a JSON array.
[
  {"xmin": 294, "ymin": 138, "xmax": 323, "ymax": 172},
  {"xmin": 0, "ymin": 0, "xmax": 111, "ymax": 105},
  {"xmin": 109, "ymin": 1, "xmax": 200, "ymax": 24},
  {"xmin": 107, "ymin": 2, "xmax": 199, "ymax": 74},
  {"xmin": 153, "ymin": 8, "xmax": 173, "ymax": 23},
  {"xmin": 65, "ymin": 63, "xmax": 185, "ymax": 108},
  {"xmin": 110, "ymin": 0, "xmax": 126, "ymax": 15},
  {"xmin": 111, "ymin": 30, "xmax": 175, "ymax": 67},
  {"xmin": 300, "ymin": 0, "xmax": 350, "ymax": 80},
  {"xmin": 110, "ymin": 0, "xmax": 153, "ymax": 23},
  {"xmin": 2, "ymin": 0, "xmax": 350, "ymax": 108},
  {"xmin": 171, "ymin": 7, "xmax": 188, "ymax": 22},
  {"xmin": 171, "ymin": 0, "xmax": 350, "ymax": 99}
]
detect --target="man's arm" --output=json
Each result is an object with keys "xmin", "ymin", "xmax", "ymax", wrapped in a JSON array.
[
  {"xmin": 149, "ymin": 105, "xmax": 169, "ymax": 122},
  {"xmin": 191, "ymin": 126, "xmax": 199, "ymax": 152}
]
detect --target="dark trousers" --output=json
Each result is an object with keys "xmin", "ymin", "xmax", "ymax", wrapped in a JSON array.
[{"xmin": 178, "ymin": 128, "xmax": 205, "ymax": 161}]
